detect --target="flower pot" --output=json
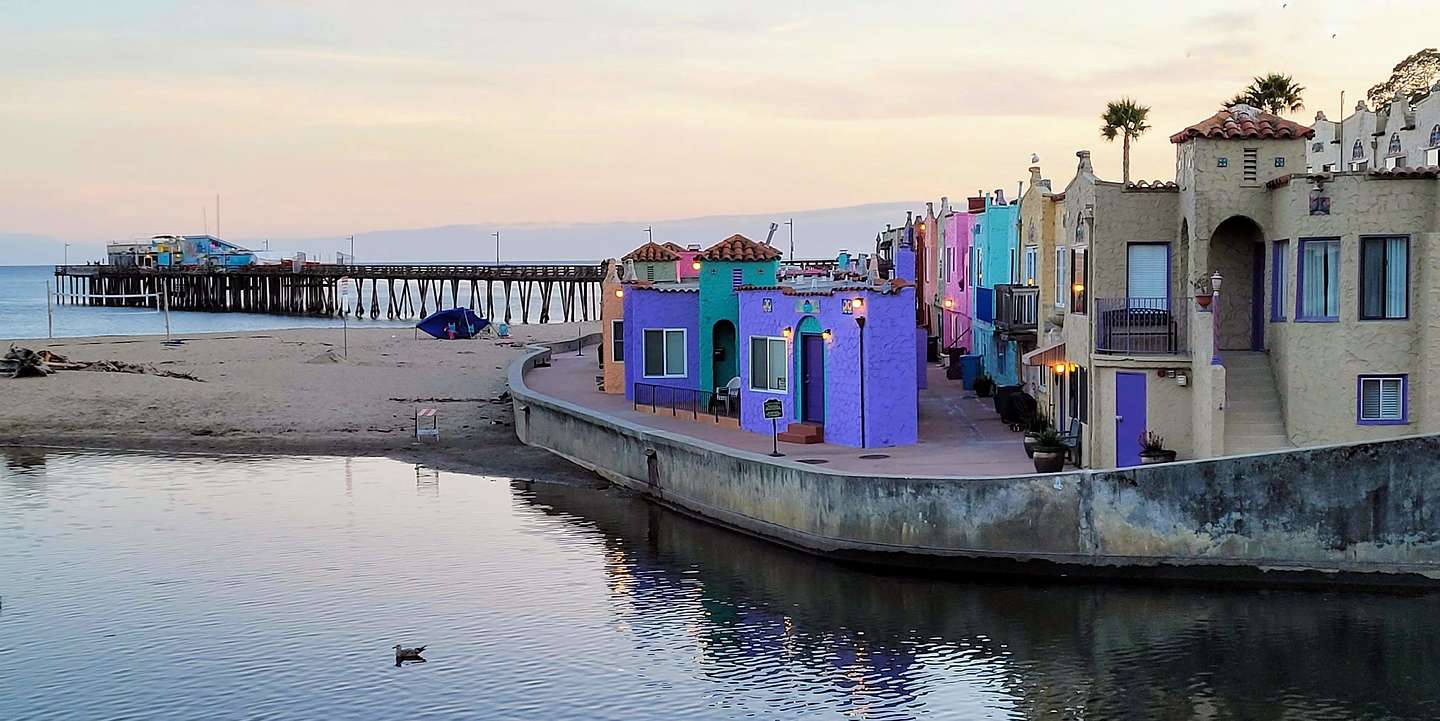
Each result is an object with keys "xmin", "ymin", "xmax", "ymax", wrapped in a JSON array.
[
  {"xmin": 976, "ymin": 385, "xmax": 993, "ymax": 398},
  {"xmin": 1139, "ymin": 449, "xmax": 1177, "ymax": 465},
  {"xmin": 1032, "ymin": 448, "xmax": 1066, "ymax": 473},
  {"xmin": 1194, "ymin": 294, "xmax": 1212, "ymax": 308},
  {"xmin": 1023, "ymin": 433, "xmax": 1040, "ymax": 458}
]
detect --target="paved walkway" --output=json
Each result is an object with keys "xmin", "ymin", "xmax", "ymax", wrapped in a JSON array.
[{"xmin": 523, "ymin": 352, "xmax": 1036, "ymax": 477}]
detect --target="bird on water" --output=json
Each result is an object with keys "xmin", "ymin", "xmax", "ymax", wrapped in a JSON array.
[{"xmin": 394, "ymin": 644, "xmax": 427, "ymax": 664}]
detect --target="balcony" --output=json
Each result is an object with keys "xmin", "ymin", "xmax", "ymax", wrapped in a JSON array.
[
  {"xmin": 995, "ymin": 284, "xmax": 1039, "ymax": 339},
  {"xmin": 1095, "ymin": 297, "xmax": 1188, "ymax": 356}
]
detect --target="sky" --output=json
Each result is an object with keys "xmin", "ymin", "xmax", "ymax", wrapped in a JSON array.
[{"xmin": 2, "ymin": 0, "xmax": 1436, "ymax": 249}]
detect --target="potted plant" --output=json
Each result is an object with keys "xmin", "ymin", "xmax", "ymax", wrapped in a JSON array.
[
  {"xmin": 1138, "ymin": 430, "xmax": 1177, "ymax": 464},
  {"xmin": 974, "ymin": 373, "xmax": 994, "ymax": 398},
  {"xmin": 1022, "ymin": 413, "xmax": 1052, "ymax": 458},
  {"xmin": 1191, "ymin": 274, "xmax": 1214, "ymax": 308},
  {"xmin": 1032, "ymin": 427, "xmax": 1066, "ymax": 473}
]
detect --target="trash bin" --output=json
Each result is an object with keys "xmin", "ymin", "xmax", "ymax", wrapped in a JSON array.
[
  {"xmin": 957, "ymin": 354, "xmax": 981, "ymax": 388},
  {"xmin": 993, "ymin": 384, "xmax": 1023, "ymax": 415},
  {"xmin": 927, "ymin": 336, "xmax": 941, "ymax": 363},
  {"xmin": 945, "ymin": 347, "xmax": 964, "ymax": 380}
]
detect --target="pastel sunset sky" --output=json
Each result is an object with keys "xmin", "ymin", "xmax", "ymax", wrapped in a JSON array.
[{"xmin": 3, "ymin": 0, "xmax": 1435, "ymax": 242}]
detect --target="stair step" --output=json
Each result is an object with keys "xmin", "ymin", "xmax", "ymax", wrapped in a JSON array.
[
  {"xmin": 1228, "ymin": 422, "xmax": 1288, "ymax": 436},
  {"xmin": 777, "ymin": 422, "xmax": 825, "ymax": 444}
]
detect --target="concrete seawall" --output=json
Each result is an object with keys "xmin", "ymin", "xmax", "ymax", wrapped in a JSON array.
[{"xmin": 511, "ymin": 341, "xmax": 1440, "ymax": 587}]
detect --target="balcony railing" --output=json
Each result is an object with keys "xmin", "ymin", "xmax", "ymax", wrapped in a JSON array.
[
  {"xmin": 633, "ymin": 382, "xmax": 741, "ymax": 422},
  {"xmin": 995, "ymin": 284, "xmax": 1039, "ymax": 336},
  {"xmin": 1095, "ymin": 297, "xmax": 1188, "ymax": 356}
]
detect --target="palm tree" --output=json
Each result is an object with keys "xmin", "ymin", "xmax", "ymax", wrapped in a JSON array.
[
  {"xmin": 1226, "ymin": 73, "xmax": 1306, "ymax": 115},
  {"xmin": 1100, "ymin": 98, "xmax": 1151, "ymax": 185}
]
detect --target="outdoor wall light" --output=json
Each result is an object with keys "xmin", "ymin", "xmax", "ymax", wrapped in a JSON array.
[
  {"xmin": 822, "ymin": 329, "xmax": 833, "ymax": 342},
  {"xmin": 944, "ymin": 298, "xmax": 954, "ymax": 309},
  {"xmin": 1068, "ymin": 363, "xmax": 1078, "ymax": 373},
  {"xmin": 692, "ymin": 261, "xmax": 702, "ymax": 271},
  {"xmin": 782, "ymin": 326, "xmax": 794, "ymax": 340},
  {"xmin": 1072, "ymin": 283, "xmax": 1085, "ymax": 292},
  {"xmin": 852, "ymin": 297, "xmax": 865, "ymax": 311},
  {"xmin": 614, "ymin": 289, "xmax": 624, "ymax": 298},
  {"xmin": 1210, "ymin": 271, "xmax": 1223, "ymax": 293},
  {"xmin": 1052, "ymin": 362, "xmax": 1066, "ymax": 374}
]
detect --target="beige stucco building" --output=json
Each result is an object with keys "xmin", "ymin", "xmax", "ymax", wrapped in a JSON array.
[
  {"xmin": 1028, "ymin": 103, "xmax": 1440, "ymax": 469},
  {"xmin": 1306, "ymin": 83, "xmax": 1440, "ymax": 173}
]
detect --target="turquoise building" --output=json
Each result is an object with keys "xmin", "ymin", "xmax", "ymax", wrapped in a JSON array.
[
  {"xmin": 696, "ymin": 235, "xmax": 782, "ymax": 392},
  {"xmin": 969, "ymin": 194, "xmax": 1021, "ymax": 387}
]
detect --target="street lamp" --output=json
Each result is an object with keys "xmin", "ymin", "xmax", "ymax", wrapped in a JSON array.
[
  {"xmin": 784, "ymin": 218, "xmax": 794, "ymax": 262},
  {"xmin": 63, "ymin": 242, "xmax": 70, "ymax": 267},
  {"xmin": 492, "ymin": 231, "xmax": 501, "ymax": 266},
  {"xmin": 1210, "ymin": 271, "xmax": 1223, "ymax": 366},
  {"xmin": 855, "ymin": 315, "xmax": 867, "ymax": 448}
]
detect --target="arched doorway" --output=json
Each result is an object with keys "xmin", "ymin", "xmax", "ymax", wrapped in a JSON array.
[
  {"xmin": 1209, "ymin": 216, "xmax": 1265, "ymax": 351},
  {"xmin": 711, "ymin": 319, "xmax": 737, "ymax": 391}
]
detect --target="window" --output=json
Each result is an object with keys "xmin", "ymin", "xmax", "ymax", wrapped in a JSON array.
[
  {"xmin": 1358, "ymin": 375, "xmax": 1407, "ymax": 425},
  {"xmin": 1126, "ymin": 243, "xmax": 1169, "ymax": 306},
  {"xmin": 975, "ymin": 247, "xmax": 984, "ymax": 286},
  {"xmin": 1431, "ymin": 124, "xmax": 1440, "ymax": 147},
  {"xmin": 1312, "ymin": 142, "xmax": 1324, "ymax": 153},
  {"xmin": 1070, "ymin": 247, "xmax": 1088, "ymax": 313},
  {"xmin": 1385, "ymin": 155, "xmax": 1407, "ymax": 170},
  {"xmin": 1054, "ymin": 247, "xmax": 1067, "ymax": 308},
  {"xmin": 1297, "ymin": 238, "xmax": 1340, "ymax": 321},
  {"xmin": 1271, "ymin": 241, "xmax": 1288, "ymax": 321},
  {"xmin": 611, "ymin": 320, "xmax": 625, "ymax": 362},
  {"xmin": 749, "ymin": 336, "xmax": 787, "ymax": 392},
  {"xmin": 1360, "ymin": 236, "xmax": 1408, "ymax": 320},
  {"xmin": 1242, "ymin": 148, "xmax": 1258, "ymax": 183},
  {"xmin": 1388, "ymin": 133, "xmax": 1402, "ymax": 156},
  {"xmin": 1428, "ymin": 147, "xmax": 1440, "ymax": 166},
  {"xmin": 1353, "ymin": 139, "xmax": 1365, "ymax": 159},
  {"xmin": 642, "ymin": 328, "xmax": 686, "ymax": 378},
  {"xmin": 1023, "ymin": 247, "xmax": 1037, "ymax": 285}
]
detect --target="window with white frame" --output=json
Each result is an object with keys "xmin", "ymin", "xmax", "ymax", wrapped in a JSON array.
[
  {"xmin": 1360, "ymin": 236, "xmax": 1408, "ymax": 320},
  {"xmin": 1023, "ymin": 247, "xmax": 1037, "ymax": 285},
  {"xmin": 1358, "ymin": 375, "xmax": 1406, "ymax": 424},
  {"xmin": 1054, "ymin": 247, "xmax": 1067, "ymax": 307},
  {"xmin": 749, "ymin": 336, "xmax": 787, "ymax": 392},
  {"xmin": 642, "ymin": 328, "xmax": 686, "ymax": 377},
  {"xmin": 1126, "ymin": 243, "xmax": 1169, "ymax": 307},
  {"xmin": 1431, "ymin": 124, "xmax": 1440, "ymax": 147},
  {"xmin": 1298, "ymin": 238, "xmax": 1340, "ymax": 320},
  {"xmin": 611, "ymin": 320, "xmax": 625, "ymax": 362}
]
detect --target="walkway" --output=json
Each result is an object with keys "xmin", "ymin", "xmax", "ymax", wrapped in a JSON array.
[{"xmin": 523, "ymin": 352, "xmax": 1036, "ymax": 476}]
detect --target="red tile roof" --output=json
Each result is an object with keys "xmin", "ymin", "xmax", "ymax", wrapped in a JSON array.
[
  {"xmin": 622, "ymin": 241, "xmax": 680, "ymax": 262},
  {"xmin": 1124, "ymin": 180, "xmax": 1179, "ymax": 191},
  {"xmin": 1369, "ymin": 165, "xmax": 1440, "ymax": 179},
  {"xmin": 1170, "ymin": 105, "xmax": 1314, "ymax": 144},
  {"xmin": 696, "ymin": 234, "xmax": 781, "ymax": 262}
]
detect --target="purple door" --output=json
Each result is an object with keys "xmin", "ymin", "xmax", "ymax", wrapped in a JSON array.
[
  {"xmin": 1115, "ymin": 372, "xmax": 1147, "ymax": 467},
  {"xmin": 801, "ymin": 334, "xmax": 825, "ymax": 423},
  {"xmin": 1250, "ymin": 243, "xmax": 1265, "ymax": 351}
]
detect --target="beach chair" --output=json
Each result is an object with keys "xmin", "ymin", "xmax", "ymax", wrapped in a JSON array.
[
  {"xmin": 415, "ymin": 408, "xmax": 440, "ymax": 441},
  {"xmin": 711, "ymin": 376, "xmax": 741, "ymax": 417}
]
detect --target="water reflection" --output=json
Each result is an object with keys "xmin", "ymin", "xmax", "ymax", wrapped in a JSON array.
[
  {"xmin": 519, "ymin": 482, "xmax": 1440, "ymax": 721},
  {"xmin": 0, "ymin": 447, "xmax": 1436, "ymax": 721}
]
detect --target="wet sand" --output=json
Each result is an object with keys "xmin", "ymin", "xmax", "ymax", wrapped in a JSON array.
[{"xmin": 0, "ymin": 325, "xmax": 603, "ymax": 484}]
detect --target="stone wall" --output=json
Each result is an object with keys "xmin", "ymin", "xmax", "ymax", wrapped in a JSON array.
[{"xmin": 513, "ymin": 342, "xmax": 1440, "ymax": 586}]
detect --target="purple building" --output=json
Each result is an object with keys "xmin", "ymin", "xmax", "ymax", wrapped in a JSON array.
[
  {"xmin": 622, "ymin": 284, "xmax": 700, "ymax": 400},
  {"xmin": 736, "ymin": 279, "xmax": 918, "ymax": 448}
]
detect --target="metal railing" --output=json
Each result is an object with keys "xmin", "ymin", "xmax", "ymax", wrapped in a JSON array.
[
  {"xmin": 1095, "ymin": 297, "xmax": 1188, "ymax": 355},
  {"xmin": 995, "ymin": 284, "xmax": 1039, "ymax": 335},
  {"xmin": 633, "ymin": 382, "xmax": 741, "ymax": 422}
]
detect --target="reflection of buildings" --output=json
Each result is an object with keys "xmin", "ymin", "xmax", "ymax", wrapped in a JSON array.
[{"xmin": 516, "ymin": 482, "xmax": 1440, "ymax": 720}]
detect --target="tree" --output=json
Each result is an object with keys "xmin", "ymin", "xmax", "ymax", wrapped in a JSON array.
[
  {"xmin": 1225, "ymin": 73, "xmax": 1305, "ymax": 115},
  {"xmin": 1100, "ymin": 98, "xmax": 1151, "ymax": 185},
  {"xmin": 1366, "ymin": 48, "xmax": 1440, "ymax": 107}
]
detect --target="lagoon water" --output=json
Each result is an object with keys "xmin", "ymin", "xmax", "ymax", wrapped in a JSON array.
[{"xmin": 3, "ymin": 450, "xmax": 1439, "ymax": 719}]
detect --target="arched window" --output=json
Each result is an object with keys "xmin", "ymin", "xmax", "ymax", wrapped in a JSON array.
[
  {"xmin": 1430, "ymin": 124, "xmax": 1440, "ymax": 147},
  {"xmin": 1353, "ymin": 139, "xmax": 1365, "ymax": 159},
  {"xmin": 1388, "ymin": 133, "xmax": 1402, "ymax": 156}
]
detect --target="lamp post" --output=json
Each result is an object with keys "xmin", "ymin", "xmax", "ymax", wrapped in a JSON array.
[
  {"xmin": 644, "ymin": 226, "xmax": 653, "ymax": 244},
  {"xmin": 339, "ymin": 276, "xmax": 350, "ymax": 358},
  {"xmin": 1210, "ymin": 271, "xmax": 1223, "ymax": 366},
  {"xmin": 492, "ymin": 231, "xmax": 501, "ymax": 266},
  {"xmin": 63, "ymin": 243, "xmax": 70, "ymax": 268},
  {"xmin": 784, "ymin": 218, "xmax": 794, "ymax": 262},
  {"xmin": 855, "ymin": 314, "xmax": 867, "ymax": 448},
  {"xmin": 348, "ymin": 235, "xmax": 355, "ymax": 265}
]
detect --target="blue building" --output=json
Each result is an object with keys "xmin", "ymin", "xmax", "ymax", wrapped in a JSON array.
[{"xmin": 968, "ymin": 192, "xmax": 1021, "ymax": 387}]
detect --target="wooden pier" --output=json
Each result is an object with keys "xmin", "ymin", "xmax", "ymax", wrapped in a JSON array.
[{"xmin": 53, "ymin": 263, "xmax": 608, "ymax": 324}]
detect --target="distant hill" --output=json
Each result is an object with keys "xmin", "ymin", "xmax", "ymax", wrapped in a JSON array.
[{"xmin": 1, "ymin": 202, "xmax": 922, "ymax": 266}]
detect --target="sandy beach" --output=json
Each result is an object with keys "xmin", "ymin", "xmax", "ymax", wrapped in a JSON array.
[{"xmin": 0, "ymin": 325, "xmax": 602, "ymax": 483}]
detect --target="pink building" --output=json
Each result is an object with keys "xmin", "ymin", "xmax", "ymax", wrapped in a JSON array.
[
  {"xmin": 668, "ymin": 242, "xmax": 703, "ymax": 280},
  {"xmin": 940, "ymin": 209, "xmax": 975, "ymax": 352}
]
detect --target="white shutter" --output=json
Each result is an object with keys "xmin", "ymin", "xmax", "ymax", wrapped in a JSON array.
[
  {"xmin": 1361, "ymin": 377, "xmax": 1405, "ymax": 421},
  {"xmin": 1127, "ymin": 244, "xmax": 1169, "ymax": 304}
]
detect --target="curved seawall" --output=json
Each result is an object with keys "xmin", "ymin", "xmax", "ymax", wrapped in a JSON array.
[{"xmin": 511, "ymin": 341, "xmax": 1440, "ymax": 587}]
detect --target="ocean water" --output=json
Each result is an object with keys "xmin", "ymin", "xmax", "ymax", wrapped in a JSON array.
[
  {"xmin": 1, "ymin": 265, "xmax": 585, "ymax": 340},
  {"xmin": 2, "ymin": 448, "xmax": 1438, "ymax": 720}
]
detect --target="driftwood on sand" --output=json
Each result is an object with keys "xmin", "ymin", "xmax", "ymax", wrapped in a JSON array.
[{"xmin": 3, "ymin": 345, "xmax": 205, "ymax": 382}]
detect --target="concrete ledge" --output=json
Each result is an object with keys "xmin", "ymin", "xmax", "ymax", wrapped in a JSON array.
[{"xmin": 511, "ymin": 340, "xmax": 1440, "ymax": 588}]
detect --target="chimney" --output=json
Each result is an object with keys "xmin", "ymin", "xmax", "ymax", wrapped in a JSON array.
[
  {"xmin": 940, "ymin": 196, "xmax": 950, "ymax": 214},
  {"xmin": 1029, "ymin": 166, "xmax": 1042, "ymax": 185},
  {"xmin": 925, "ymin": 201, "xmax": 935, "ymax": 220},
  {"xmin": 993, "ymin": 188, "xmax": 1006, "ymax": 205},
  {"xmin": 1077, "ymin": 150, "xmax": 1093, "ymax": 174},
  {"xmin": 967, "ymin": 195, "xmax": 986, "ymax": 213}
]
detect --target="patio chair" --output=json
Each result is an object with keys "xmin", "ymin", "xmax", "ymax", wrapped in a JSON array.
[
  {"xmin": 1058, "ymin": 418, "xmax": 1082, "ymax": 467},
  {"xmin": 712, "ymin": 376, "xmax": 741, "ymax": 417}
]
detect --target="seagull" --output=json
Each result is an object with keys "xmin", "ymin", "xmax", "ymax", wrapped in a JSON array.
[{"xmin": 394, "ymin": 644, "xmax": 427, "ymax": 663}]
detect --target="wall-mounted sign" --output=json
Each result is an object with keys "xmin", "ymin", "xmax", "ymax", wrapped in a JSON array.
[
  {"xmin": 796, "ymin": 299, "xmax": 817, "ymax": 314},
  {"xmin": 761, "ymin": 298, "xmax": 773, "ymax": 313},
  {"xmin": 841, "ymin": 298, "xmax": 854, "ymax": 315}
]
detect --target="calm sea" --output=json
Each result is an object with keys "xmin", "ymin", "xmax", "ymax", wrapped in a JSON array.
[
  {"xmin": 1, "ymin": 449, "xmax": 1437, "ymax": 720},
  {"xmin": 1, "ymin": 265, "xmax": 587, "ymax": 340}
]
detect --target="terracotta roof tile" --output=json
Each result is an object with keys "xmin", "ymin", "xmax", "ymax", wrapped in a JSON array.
[
  {"xmin": 1123, "ymin": 180, "xmax": 1179, "ymax": 192},
  {"xmin": 1169, "ymin": 104, "xmax": 1314, "ymax": 144},
  {"xmin": 1369, "ymin": 165, "xmax": 1440, "ymax": 179},
  {"xmin": 695, "ymin": 234, "xmax": 781, "ymax": 262},
  {"xmin": 622, "ymin": 241, "xmax": 680, "ymax": 262}
]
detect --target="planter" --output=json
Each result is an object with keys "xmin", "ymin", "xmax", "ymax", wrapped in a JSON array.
[
  {"xmin": 1032, "ymin": 448, "xmax": 1066, "ymax": 473},
  {"xmin": 1139, "ymin": 449, "xmax": 1177, "ymax": 465},
  {"xmin": 976, "ymin": 384, "xmax": 993, "ymax": 398},
  {"xmin": 1194, "ymin": 294, "xmax": 1212, "ymax": 308},
  {"xmin": 1022, "ymin": 433, "xmax": 1040, "ymax": 458}
]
